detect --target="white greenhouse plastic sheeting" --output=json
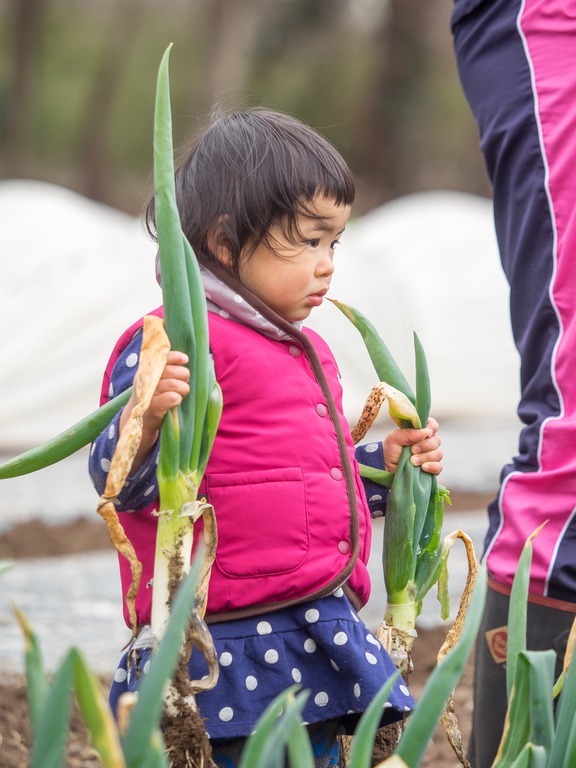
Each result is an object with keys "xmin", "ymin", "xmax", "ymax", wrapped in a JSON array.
[
  {"xmin": 308, "ymin": 189, "xmax": 519, "ymax": 426},
  {"xmin": 1, "ymin": 180, "xmax": 161, "ymax": 449},
  {"xmin": 0, "ymin": 180, "xmax": 519, "ymax": 451}
]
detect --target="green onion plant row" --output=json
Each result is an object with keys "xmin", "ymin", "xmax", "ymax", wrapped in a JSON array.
[{"xmin": 8, "ymin": 531, "xmax": 576, "ymax": 767}]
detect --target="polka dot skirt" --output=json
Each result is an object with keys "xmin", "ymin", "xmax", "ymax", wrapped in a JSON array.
[{"xmin": 109, "ymin": 591, "xmax": 414, "ymax": 740}]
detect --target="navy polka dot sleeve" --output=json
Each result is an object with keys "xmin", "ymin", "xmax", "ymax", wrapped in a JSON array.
[
  {"xmin": 88, "ymin": 331, "xmax": 160, "ymax": 511},
  {"xmin": 355, "ymin": 442, "xmax": 388, "ymax": 518}
]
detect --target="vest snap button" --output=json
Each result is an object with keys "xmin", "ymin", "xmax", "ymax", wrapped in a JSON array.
[
  {"xmin": 338, "ymin": 540, "xmax": 350, "ymax": 554},
  {"xmin": 289, "ymin": 345, "xmax": 302, "ymax": 357},
  {"xmin": 316, "ymin": 403, "xmax": 328, "ymax": 417},
  {"xmin": 330, "ymin": 467, "xmax": 343, "ymax": 480}
]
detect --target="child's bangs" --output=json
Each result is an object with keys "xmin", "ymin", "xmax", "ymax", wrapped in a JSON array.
[
  {"xmin": 266, "ymin": 144, "xmax": 355, "ymax": 246},
  {"xmin": 291, "ymin": 143, "xmax": 356, "ymax": 210}
]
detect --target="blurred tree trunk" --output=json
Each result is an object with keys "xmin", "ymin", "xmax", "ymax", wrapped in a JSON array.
[
  {"xmin": 193, "ymin": 0, "xmax": 267, "ymax": 116},
  {"xmin": 351, "ymin": 0, "xmax": 435, "ymax": 208},
  {"xmin": 4, "ymin": 0, "xmax": 50, "ymax": 176},
  {"xmin": 76, "ymin": 0, "xmax": 144, "ymax": 202}
]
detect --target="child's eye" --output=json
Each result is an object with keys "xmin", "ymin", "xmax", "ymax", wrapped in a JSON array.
[
  {"xmin": 306, "ymin": 238, "xmax": 320, "ymax": 248},
  {"xmin": 330, "ymin": 239, "xmax": 341, "ymax": 250}
]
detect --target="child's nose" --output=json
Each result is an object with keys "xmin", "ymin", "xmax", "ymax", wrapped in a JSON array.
[{"xmin": 317, "ymin": 250, "xmax": 335, "ymax": 277}]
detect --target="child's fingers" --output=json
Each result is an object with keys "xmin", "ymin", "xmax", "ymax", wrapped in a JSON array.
[
  {"xmin": 154, "ymin": 376, "xmax": 191, "ymax": 399},
  {"xmin": 152, "ymin": 389, "xmax": 188, "ymax": 411},
  {"xmin": 166, "ymin": 350, "xmax": 189, "ymax": 366},
  {"xmin": 161, "ymin": 364, "xmax": 191, "ymax": 384},
  {"xmin": 425, "ymin": 417, "xmax": 440, "ymax": 434},
  {"xmin": 410, "ymin": 446, "xmax": 443, "ymax": 469},
  {"xmin": 144, "ymin": 383, "xmax": 190, "ymax": 432},
  {"xmin": 410, "ymin": 432, "xmax": 441, "ymax": 454},
  {"xmin": 416, "ymin": 459, "xmax": 443, "ymax": 475},
  {"xmin": 383, "ymin": 415, "xmax": 443, "ymax": 475},
  {"xmin": 147, "ymin": 367, "xmax": 191, "ymax": 426},
  {"xmin": 409, "ymin": 417, "xmax": 443, "ymax": 474},
  {"xmin": 407, "ymin": 417, "xmax": 441, "ymax": 452},
  {"xmin": 118, "ymin": 352, "xmax": 191, "ymax": 442},
  {"xmin": 393, "ymin": 427, "xmax": 437, "ymax": 450}
]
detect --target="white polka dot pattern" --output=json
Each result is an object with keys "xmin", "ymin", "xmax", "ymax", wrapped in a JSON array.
[{"xmin": 114, "ymin": 668, "xmax": 127, "ymax": 683}]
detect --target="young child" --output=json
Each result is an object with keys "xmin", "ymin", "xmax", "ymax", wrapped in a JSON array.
[{"xmin": 90, "ymin": 108, "xmax": 443, "ymax": 767}]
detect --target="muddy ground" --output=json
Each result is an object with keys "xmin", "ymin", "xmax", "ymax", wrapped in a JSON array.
[{"xmin": 0, "ymin": 491, "xmax": 490, "ymax": 767}]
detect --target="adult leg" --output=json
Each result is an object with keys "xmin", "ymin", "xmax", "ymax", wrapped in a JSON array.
[
  {"xmin": 452, "ymin": 0, "xmax": 576, "ymax": 763},
  {"xmin": 453, "ymin": 0, "xmax": 576, "ymax": 589}
]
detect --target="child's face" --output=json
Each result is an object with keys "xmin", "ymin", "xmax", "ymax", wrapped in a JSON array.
[{"xmin": 238, "ymin": 196, "xmax": 351, "ymax": 323}]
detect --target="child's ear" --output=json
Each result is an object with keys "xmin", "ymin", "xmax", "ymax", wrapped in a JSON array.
[{"xmin": 207, "ymin": 216, "xmax": 233, "ymax": 269}]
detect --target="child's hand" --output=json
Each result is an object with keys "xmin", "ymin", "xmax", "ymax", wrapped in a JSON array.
[
  {"xmin": 143, "ymin": 351, "xmax": 191, "ymax": 434},
  {"xmin": 119, "ymin": 351, "xmax": 191, "ymax": 472},
  {"xmin": 383, "ymin": 417, "xmax": 443, "ymax": 475}
]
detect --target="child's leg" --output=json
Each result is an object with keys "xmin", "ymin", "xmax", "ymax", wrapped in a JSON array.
[
  {"xmin": 210, "ymin": 718, "xmax": 343, "ymax": 768},
  {"xmin": 210, "ymin": 737, "xmax": 245, "ymax": 768},
  {"xmin": 307, "ymin": 719, "xmax": 343, "ymax": 768}
]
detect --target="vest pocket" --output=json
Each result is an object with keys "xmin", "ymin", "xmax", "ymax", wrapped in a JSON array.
[{"xmin": 206, "ymin": 466, "xmax": 310, "ymax": 577}]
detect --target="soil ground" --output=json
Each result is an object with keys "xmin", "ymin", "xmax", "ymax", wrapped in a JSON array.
[{"xmin": 0, "ymin": 490, "xmax": 490, "ymax": 767}]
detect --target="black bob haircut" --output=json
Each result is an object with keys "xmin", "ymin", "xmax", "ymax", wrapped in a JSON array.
[{"xmin": 145, "ymin": 107, "xmax": 356, "ymax": 276}]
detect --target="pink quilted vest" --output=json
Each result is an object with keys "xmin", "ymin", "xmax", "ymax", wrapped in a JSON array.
[{"xmin": 101, "ymin": 308, "xmax": 372, "ymax": 627}]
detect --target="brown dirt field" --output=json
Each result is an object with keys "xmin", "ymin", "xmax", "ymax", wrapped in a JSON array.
[{"xmin": 0, "ymin": 490, "xmax": 489, "ymax": 767}]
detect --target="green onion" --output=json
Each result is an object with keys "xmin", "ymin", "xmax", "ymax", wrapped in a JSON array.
[
  {"xmin": 0, "ymin": 388, "xmax": 131, "ymax": 479},
  {"xmin": 150, "ymin": 43, "xmax": 222, "ymax": 643},
  {"xmin": 144, "ymin": 44, "xmax": 222, "ymax": 766},
  {"xmin": 331, "ymin": 299, "xmax": 455, "ymax": 669}
]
